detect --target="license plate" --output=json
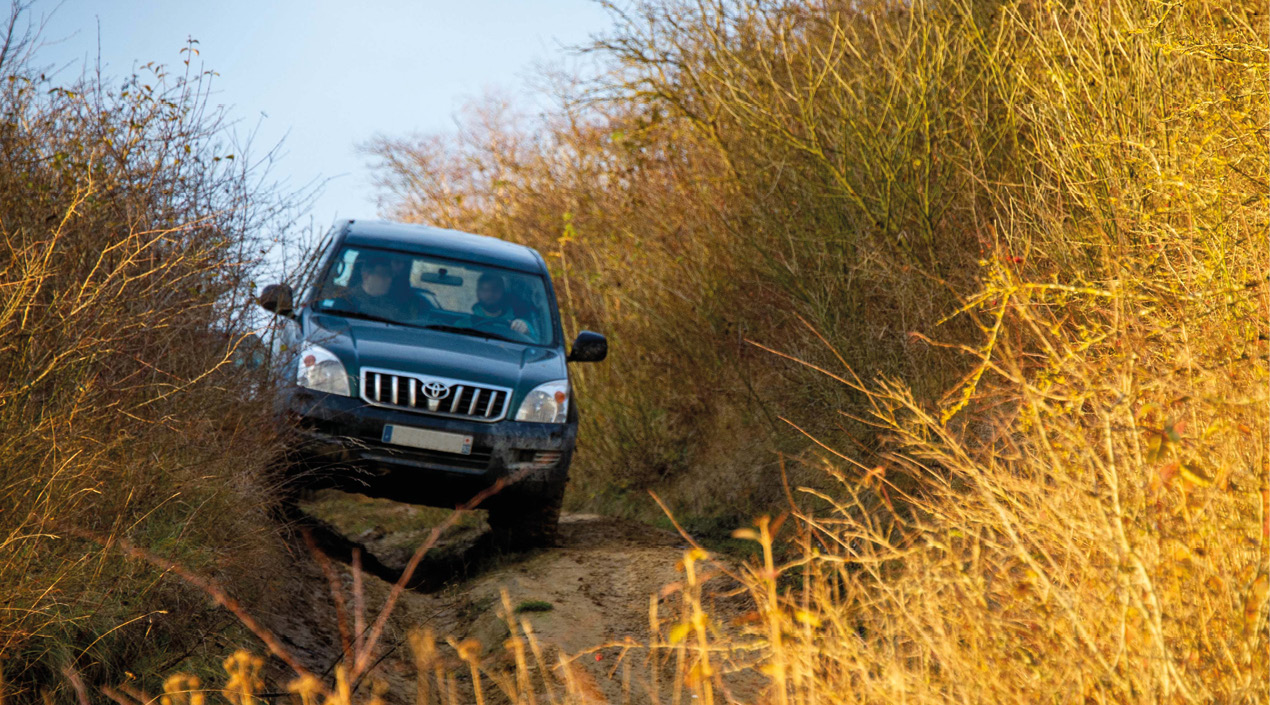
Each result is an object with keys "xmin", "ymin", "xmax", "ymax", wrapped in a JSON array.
[{"xmin": 381, "ymin": 425, "xmax": 473, "ymax": 455}]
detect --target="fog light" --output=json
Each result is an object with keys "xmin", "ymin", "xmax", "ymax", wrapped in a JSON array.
[
  {"xmin": 533, "ymin": 451, "xmax": 562, "ymax": 466},
  {"xmin": 517, "ymin": 450, "xmax": 562, "ymax": 469}
]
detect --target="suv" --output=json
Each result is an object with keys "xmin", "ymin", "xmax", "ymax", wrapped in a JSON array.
[{"xmin": 257, "ymin": 220, "xmax": 607, "ymax": 547}]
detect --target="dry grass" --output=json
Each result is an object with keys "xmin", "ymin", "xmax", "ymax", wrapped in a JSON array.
[
  {"xmin": 0, "ymin": 7, "xmax": 306, "ymax": 698},
  {"xmin": 363, "ymin": 0, "xmax": 1270, "ymax": 701},
  {"xmin": 365, "ymin": 0, "xmax": 1268, "ymax": 534},
  {"xmin": 3, "ymin": 0, "xmax": 1266, "ymax": 701}
]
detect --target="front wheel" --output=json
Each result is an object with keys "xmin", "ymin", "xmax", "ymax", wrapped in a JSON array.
[{"xmin": 487, "ymin": 482, "xmax": 565, "ymax": 550}]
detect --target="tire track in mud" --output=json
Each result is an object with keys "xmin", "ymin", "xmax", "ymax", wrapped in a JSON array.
[{"xmin": 256, "ymin": 493, "xmax": 756, "ymax": 703}]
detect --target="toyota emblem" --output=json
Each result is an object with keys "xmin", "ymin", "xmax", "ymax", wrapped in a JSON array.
[{"xmin": 420, "ymin": 380, "xmax": 450, "ymax": 400}]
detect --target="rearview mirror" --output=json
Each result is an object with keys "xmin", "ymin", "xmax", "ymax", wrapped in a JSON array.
[
  {"xmin": 258, "ymin": 283, "xmax": 294, "ymax": 316},
  {"xmin": 566, "ymin": 330, "xmax": 607, "ymax": 363},
  {"xmin": 417, "ymin": 269, "xmax": 464, "ymax": 286}
]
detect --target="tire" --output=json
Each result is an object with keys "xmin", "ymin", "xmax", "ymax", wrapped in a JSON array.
[{"xmin": 487, "ymin": 482, "xmax": 565, "ymax": 550}]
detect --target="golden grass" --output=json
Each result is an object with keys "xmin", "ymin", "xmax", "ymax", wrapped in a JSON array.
[
  {"xmin": 0, "ymin": 21, "xmax": 304, "ymax": 698},
  {"xmin": 359, "ymin": 0, "xmax": 1266, "ymax": 701},
  {"xmin": 3, "ymin": 0, "xmax": 1266, "ymax": 701},
  {"xmin": 365, "ymin": 0, "xmax": 1269, "ymax": 528}
]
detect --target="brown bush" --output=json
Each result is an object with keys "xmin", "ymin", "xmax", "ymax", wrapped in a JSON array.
[
  {"xmin": 10, "ymin": 0, "xmax": 1257, "ymax": 699},
  {"xmin": 361, "ymin": 0, "xmax": 1268, "ymax": 700},
  {"xmin": 0, "ymin": 11, "xmax": 302, "ymax": 698}
]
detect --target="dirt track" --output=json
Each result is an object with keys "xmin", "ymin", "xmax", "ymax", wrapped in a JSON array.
[{"xmin": 255, "ymin": 492, "xmax": 747, "ymax": 703}]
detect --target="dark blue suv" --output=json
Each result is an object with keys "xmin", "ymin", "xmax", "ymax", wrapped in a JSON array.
[{"xmin": 258, "ymin": 220, "xmax": 607, "ymax": 547}]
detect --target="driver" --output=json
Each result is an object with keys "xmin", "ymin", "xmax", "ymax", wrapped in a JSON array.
[{"xmin": 472, "ymin": 272, "xmax": 534, "ymax": 338}]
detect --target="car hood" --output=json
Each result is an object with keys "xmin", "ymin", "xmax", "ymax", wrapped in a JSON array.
[{"xmin": 306, "ymin": 312, "xmax": 567, "ymax": 397}]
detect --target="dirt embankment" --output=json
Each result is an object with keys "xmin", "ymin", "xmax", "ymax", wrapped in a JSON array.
[{"xmin": 253, "ymin": 492, "xmax": 747, "ymax": 703}]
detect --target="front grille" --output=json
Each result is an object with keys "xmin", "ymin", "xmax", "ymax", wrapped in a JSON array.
[{"xmin": 360, "ymin": 368, "xmax": 512, "ymax": 422}]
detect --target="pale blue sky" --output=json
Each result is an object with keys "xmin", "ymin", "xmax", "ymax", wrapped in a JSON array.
[{"xmin": 37, "ymin": 1, "xmax": 613, "ymax": 226}]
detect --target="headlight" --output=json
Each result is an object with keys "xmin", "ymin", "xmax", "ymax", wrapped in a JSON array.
[
  {"xmin": 296, "ymin": 344, "xmax": 351, "ymax": 396},
  {"xmin": 515, "ymin": 380, "xmax": 569, "ymax": 424}
]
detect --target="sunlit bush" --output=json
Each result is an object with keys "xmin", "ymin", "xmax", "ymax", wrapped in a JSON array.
[
  {"xmin": 358, "ymin": 0, "xmax": 1268, "ymax": 700},
  {"xmin": 7, "ymin": 0, "xmax": 1265, "ymax": 700},
  {"xmin": 0, "ymin": 12, "xmax": 302, "ymax": 697}
]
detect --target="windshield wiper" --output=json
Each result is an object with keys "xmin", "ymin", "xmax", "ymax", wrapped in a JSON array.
[
  {"xmin": 423, "ymin": 324, "xmax": 519, "ymax": 344},
  {"xmin": 316, "ymin": 308, "xmax": 410, "ymax": 327}
]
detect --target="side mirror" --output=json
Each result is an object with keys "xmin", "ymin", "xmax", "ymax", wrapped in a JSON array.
[
  {"xmin": 566, "ymin": 330, "xmax": 607, "ymax": 363},
  {"xmin": 258, "ymin": 283, "xmax": 294, "ymax": 317}
]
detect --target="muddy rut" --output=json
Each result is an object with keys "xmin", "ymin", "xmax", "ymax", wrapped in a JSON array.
[{"xmin": 253, "ymin": 492, "xmax": 753, "ymax": 703}]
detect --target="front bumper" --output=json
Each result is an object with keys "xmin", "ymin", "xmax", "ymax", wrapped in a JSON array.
[{"xmin": 283, "ymin": 388, "xmax": 576, "ymax": 506}]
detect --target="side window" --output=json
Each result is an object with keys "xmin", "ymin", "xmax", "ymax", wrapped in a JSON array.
[
  {"xmin": 332, "ymin": 249, "xmax": 358, "ymax": 287},
  {"xmin": 315, "ymin": 248, "xmax": 359, "ymax": 310},
  {"xmin": 296, "ymin": 232, "xmax": 336, "ymax": 305}
]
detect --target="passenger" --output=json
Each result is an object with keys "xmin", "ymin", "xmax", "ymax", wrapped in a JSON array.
[
  {"xmin": 472, "ymin": 272, "xmax": 534, "ymax": 337},
  {"xmin": 344, "ymin": 253, "xmax": 421, "ymax": 320}
]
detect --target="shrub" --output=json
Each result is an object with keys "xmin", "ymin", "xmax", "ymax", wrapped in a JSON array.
[
  {"xmin": 0, "ymin": 13, "xmax": 299, "ymax": 698},
  {"xmin": 363, "ymin": 0, "xmax": 1268, "ymax": 699}
]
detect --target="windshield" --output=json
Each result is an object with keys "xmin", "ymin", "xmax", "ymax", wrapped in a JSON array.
[{"xmin": 310, "ymin": 245, "xmax": 556, "ymax": 346}]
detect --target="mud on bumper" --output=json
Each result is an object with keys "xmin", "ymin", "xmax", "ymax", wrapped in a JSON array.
[{"xmin": 282, "ymin": 389, "xmax": 575, "ymax": 507}]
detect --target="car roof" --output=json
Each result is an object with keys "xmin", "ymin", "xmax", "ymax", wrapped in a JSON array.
[{"xmin": 341, "ymin": 220, "xmax": 545, "ymax": 273}]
